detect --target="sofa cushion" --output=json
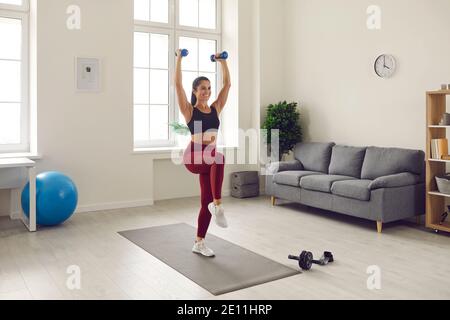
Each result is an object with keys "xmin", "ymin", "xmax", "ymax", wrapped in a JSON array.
[
  {"xmin": 369, "ymin": 172, "xmax": 421, "ymax": 190},
  {"xmin": 329, "ymin": 145, "xmax": 367, "ymax": 178},
  {"xmin": 274, "ymin": 171, "xmax": 324, "ymax": 187},
  {"xmin": 300, "ymin": 175, "xmax": 357, "ymax": 193},
  {"xmin": 331, "ymin": 179, "xmax": 372, "ymax": 201},
  {"xmin": 293, "ymin": 142, "xmax": 335, "ymax": 173},
  {"xmin": 361, "ymin": 147, "xmax": 425, "ymax": 180},
  {"xmin": 267, "ymin": 160, "xmax": 303, "ymax": 175}
]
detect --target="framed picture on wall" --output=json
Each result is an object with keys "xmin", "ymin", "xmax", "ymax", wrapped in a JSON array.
[{"xmin": 75, "ymin": 57, "xmax": 101, "ymax": 92}]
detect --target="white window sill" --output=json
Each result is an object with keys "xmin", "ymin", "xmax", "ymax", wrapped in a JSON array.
[
  {"xmin": 133, "ymin": 145, "xmax": 239, "ymax": 160},
  {"xmin": 0, "ymin": 153, "xmax": 42, "ymax": 160}
]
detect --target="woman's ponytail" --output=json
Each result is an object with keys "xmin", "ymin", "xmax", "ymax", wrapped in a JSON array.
[{"xmin": 191, "ymin": 92, "xmax": 197, "ymax": 107}]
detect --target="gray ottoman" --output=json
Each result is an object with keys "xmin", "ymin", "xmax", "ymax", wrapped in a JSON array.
[{"xmin": 231, "ymin": 171, "xmax": 259, "ymax": 198}]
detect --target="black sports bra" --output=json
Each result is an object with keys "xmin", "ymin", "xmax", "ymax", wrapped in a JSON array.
[{"xmin": 187, "ymin": 106, "xmax": 220, "ymax": 135}]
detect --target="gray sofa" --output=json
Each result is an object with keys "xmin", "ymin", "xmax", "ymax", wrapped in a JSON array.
[{"xmin": 265, "ymin": 142, "xmax": 425, "ymax": 232}]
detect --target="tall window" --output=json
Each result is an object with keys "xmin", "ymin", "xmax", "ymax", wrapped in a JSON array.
[
  {"xmin": 134, "ymin": 0, "xmax": 221, "ymax": 148},
  {"xmin": 0, "ymin": 0, "xmax": 29, "ymax": 154}
]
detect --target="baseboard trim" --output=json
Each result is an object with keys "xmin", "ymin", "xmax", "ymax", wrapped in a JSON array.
[
  {"xmin": 7, "ymin": 190, "xmax": 247, "ymax": 218},
  {"xmin": 10, "ymin": 211, "xmax": 21, "ymax": 220},
  {"xmin": 76, "ymin": 199, "xmax": 154, "ymax": 213},
  {"xmin": 7, "ymin": 199, "xmax": 155, "ymax": 219}
]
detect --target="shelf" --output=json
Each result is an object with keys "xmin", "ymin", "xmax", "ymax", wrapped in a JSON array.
[
  {"xmin": 427, "ymin": 221, "xmax": 450, "ymax": 233},
  {"xmin": 426, "ymin": 89, "xmax": 450, "ymax": 233},
  {"xmin": 427, "ymin": 90, "xmax": 450, "ymax": 95},
  {"xmin": 428, "ymin": 158, "xmax": 450, "ymax": 163},
  {"xmin": 428, "ymin": 191, "xmax": 450, "ymax": 198}
]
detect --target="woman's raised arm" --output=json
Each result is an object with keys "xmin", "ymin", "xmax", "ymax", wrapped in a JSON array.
[
  {"xmin": 174, "ymin": 50, "xmax": 192, "ymax": 121},
  {"xmin": 213, "ymin": 59, "xmax": 231, "ymax": 114}
]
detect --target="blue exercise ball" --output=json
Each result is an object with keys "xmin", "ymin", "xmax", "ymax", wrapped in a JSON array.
[{"xmin": 21, "ymin": 171, "xmax": 78, "ymax": 226}]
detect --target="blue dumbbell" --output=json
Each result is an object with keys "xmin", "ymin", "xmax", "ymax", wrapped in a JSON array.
[
  {"xmin": 176, "ymin": 49, "xmax": 189, "ymax": 57},
  {"xmin": 211, "ymin": 51, "xmax": 228, "ymax": 62}
]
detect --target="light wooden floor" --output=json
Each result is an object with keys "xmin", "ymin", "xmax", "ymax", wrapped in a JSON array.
[{"xmin": 1, "ymin": 196, "xmax": 449, "ymax": 300}]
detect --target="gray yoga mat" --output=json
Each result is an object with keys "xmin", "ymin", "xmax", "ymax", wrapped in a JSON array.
[{"xmin": 118, "ymin": 223, "xmax": 299, "ymax": 296}]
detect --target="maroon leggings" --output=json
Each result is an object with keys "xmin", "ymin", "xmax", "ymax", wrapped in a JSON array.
[{"xmin": 183, "ymin": 142, "xmax": 225, "ymax": 238}]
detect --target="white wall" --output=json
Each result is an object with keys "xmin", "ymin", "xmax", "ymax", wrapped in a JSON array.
[
  {"xmin": 1, "ymin": 0, "xmax": 267, "ymax": 214},
  {"xmin": 2, "ymin": 0, "xmax": 150, "ymax": 215},
  {"xmin": 260, "ymin": 0, "xmax": 286, "ymax": 121},
  {"xmin": 33, "ymin": 0, "xmax": 156, "ymax": 212},
  {"xmin": 284, "ymin": 0, "xmax": 450, "ymax": 151}
]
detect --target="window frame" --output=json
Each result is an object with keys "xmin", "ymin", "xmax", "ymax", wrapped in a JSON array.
[
  {"xmin": 133, "ymin": 26, "xmax": 175, "ymax": 149},
  {"xmin": 175, "ymin": 0, "xmax": 221, "ymax": 35},
  {"xmin": 0, "ymin": 6, "xmax": 29, "ymax": 154},
  {"xmin": 0, "ymin": 0, "xmax": 29, "ymax": 12},
  {"xmin": 134, "ymin": 0, "xmax": 222, "ymax": 149},
  {"xmin": 134, "ymin": 0, "xmax": 175, "ymax": 29}
]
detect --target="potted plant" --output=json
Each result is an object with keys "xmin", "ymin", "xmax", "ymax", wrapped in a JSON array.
[
  {"xmin": 262, "ymin": 101, "xmax": 302, "ymax": 161},
  {"xmin": 169, "ymin": 122, "xmax": 190, "ymax": 136},
  {"xmin": 169, "ymin": 122, "xmax": 191, "ymax": 146}
]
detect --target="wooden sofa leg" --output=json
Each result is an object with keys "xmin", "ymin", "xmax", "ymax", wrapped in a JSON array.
[
  {"xmin": 271, "ymin": 196, "xmax": 276, "ymax": 206},
  {"xmin": 416, "ymin": 216, "xmax": 421, "ymax": 225},
  {"xmin": 376, "ymin": 221, "xmax": 383, "ymax": 233}
]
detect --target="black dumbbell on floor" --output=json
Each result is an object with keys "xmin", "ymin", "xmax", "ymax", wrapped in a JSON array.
[
  {"xmin": 288, "ymin": 251, "xmax": 334, "ymax": 270},
  {"xmin": 313, "ymin": 251, "xmax": 334, "ymax": 265}
]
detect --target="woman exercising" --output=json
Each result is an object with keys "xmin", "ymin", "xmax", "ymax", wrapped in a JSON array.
[{"xmin": 175, "ymin": 49, "xmax": 231, "ymax": 257}]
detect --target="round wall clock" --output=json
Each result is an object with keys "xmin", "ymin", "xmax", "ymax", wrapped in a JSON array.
[{"xmin": 374, "ymin": 54, "xmax": 396, "ymax": 78}]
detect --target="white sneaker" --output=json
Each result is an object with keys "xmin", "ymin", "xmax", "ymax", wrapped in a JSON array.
[
  {"xmin": 208, "ymin": 203, "xmax": 228, "ymax": 228},
  {"xmin": 192, "ymin": 240, "xmax": 215, "ymax": 257}
]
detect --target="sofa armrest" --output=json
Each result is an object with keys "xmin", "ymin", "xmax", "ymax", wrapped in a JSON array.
[
  {"xmin": 369, "ymin": 172, "xmax": 420, "ymax": 190},
  {"xmin": 266, "ymin": 160, "xmax": 304, "ymax": 175}
]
